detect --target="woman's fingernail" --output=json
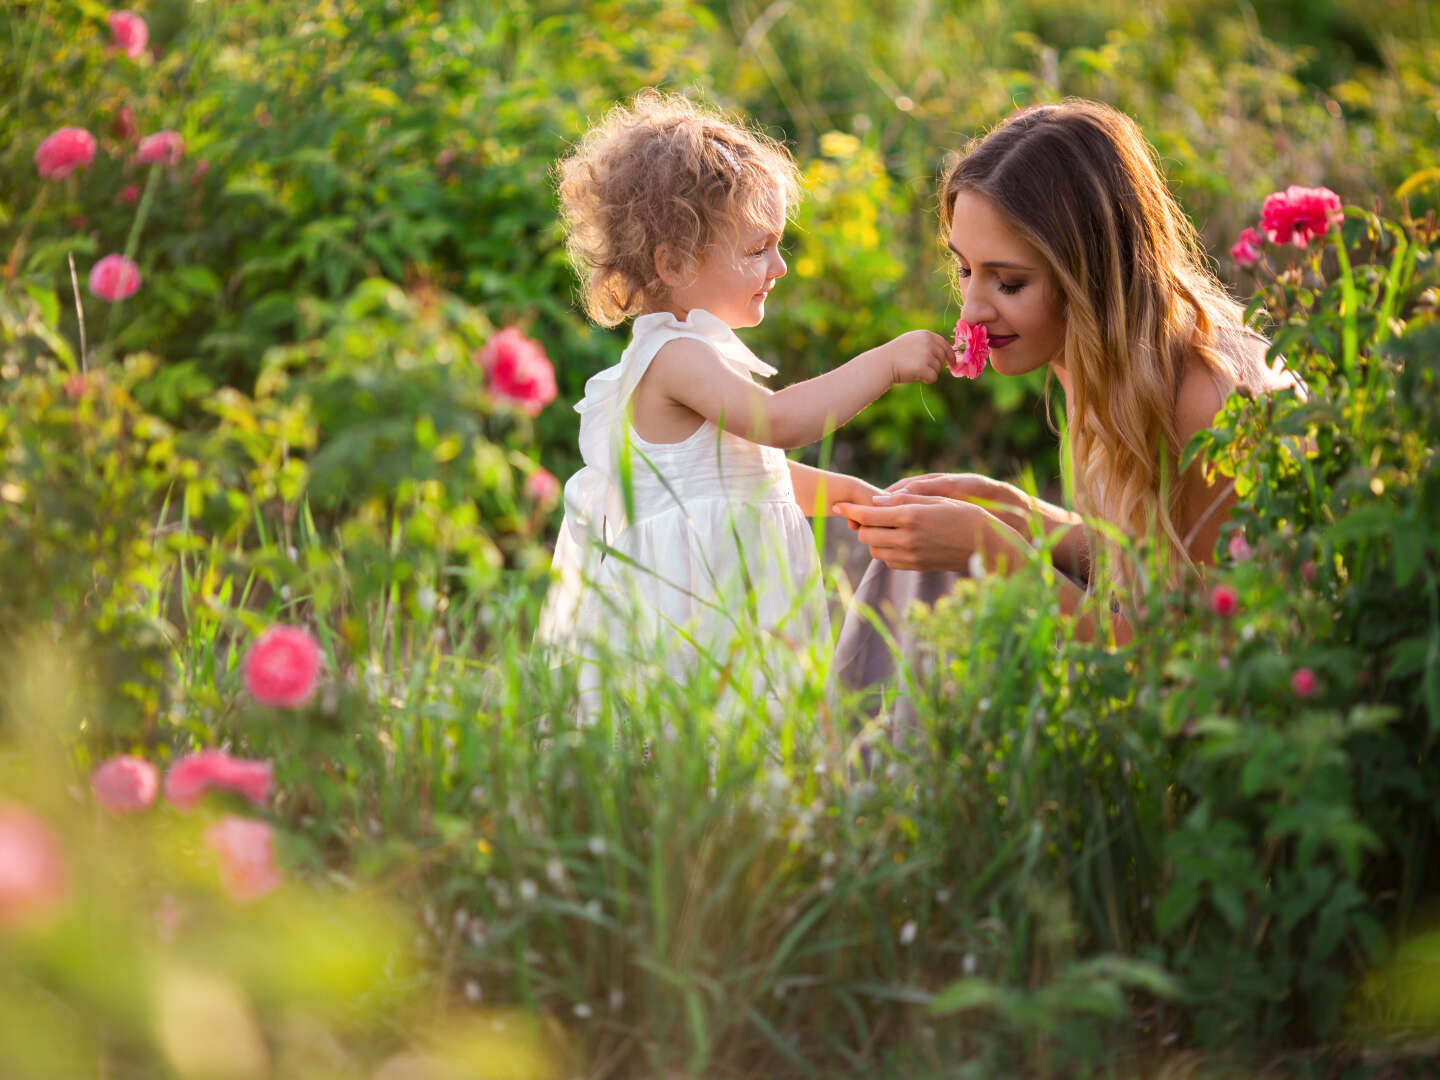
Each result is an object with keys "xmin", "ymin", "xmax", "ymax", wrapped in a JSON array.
[{"xmin": 872, "ymin": 493, "xmax": 893, "ymax": 503}]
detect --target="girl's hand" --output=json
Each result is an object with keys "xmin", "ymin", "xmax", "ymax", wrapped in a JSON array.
[
  {"xmin": 886, "ymin": 471, "xmax": 1017, "ymax": 505},
  {"xmin": 865, "ymin": 330, "xmax": 950, "ymax": 386},
  {"xmin": 832, "ymin": 492, "xmax": 1026, "ymax": 573},
  {"xmin": 823, "ymin": 472, "xmax": 884, "ymax": 509}
]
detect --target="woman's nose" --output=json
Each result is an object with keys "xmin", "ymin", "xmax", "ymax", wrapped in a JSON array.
[{"xmin": 961, "ymin": 287, "xmax": 995, "ymax": 323}]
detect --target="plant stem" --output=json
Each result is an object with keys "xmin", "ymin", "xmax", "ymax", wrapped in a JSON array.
[
  {"xmin": 3, "ymin": 183, "xmax": 50, "ymax": 284},
  {"xmin": 101, "ymin": 163, "xmax": 163, "ymax": 344}
]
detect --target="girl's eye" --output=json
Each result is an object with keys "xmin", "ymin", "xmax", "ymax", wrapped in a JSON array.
[
  {"xmin": 998, "ymin": 281, "xmax": 1025, "ymax": 295},
  {"xmin": 956, "ymin": 265, "xmax": 972, "ymax": 279}
]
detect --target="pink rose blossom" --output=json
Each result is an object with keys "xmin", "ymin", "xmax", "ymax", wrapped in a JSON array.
[
  {"xmin": 0, "ymin": 804, "xmax": 68, "ymax": 931},
  {"xmin": 1230, "ymin": 227, "xmax": 1263, "ymax": 267},
  {"xmin": 116, "ymin": 184, "xmax": 141, "ymax": 205},
  {"xmin": 35, "ymin": 127, "xmax": 97, "ymax": 180},
  {"xmin": 526, "ymin": 467, "xmax": 559, "ymax": 504},
  {"xmin": 135, "ymin": 130, "xmax": 184, "ymax": 167},
  {"xmin": 204, "ymin": 817, "xmax": 282, "ymax": 902},
  {"xmin": 477, "ymin": 328, "xmax": 557, "ymax": 417},
  {"xmin": 63, "ymin": 374, "xmax": 89, "ymax": 400},
  {"xmin": 242, "ymin": 625, "xmax": 321, "ymax": 707},
  {"xmin": 90, "ymin": 755, "xmax": 159, "ymax": 814},
  {"xmin": 1260, "ymin": 185, "xmax": 1344, "ymax": 250},
  {"xmin": 1291, "ymin": 667, "xmax": 1318, "ymax": 698},
  {"xmin": 1209, "ymin": 583, "xmax": 1239, "ymax": 618},
  {"xmin": 164, "ymin": 750, "xmax": 273, "ymax": 811},
  {"xmin": 107, "ymin": 11, "xmax": 148, "ymax": 59},
  {"xmin": 949, "ymin": 318, "xmax": 989, "ymax": 379},
  {"xmin": 1227, "ymin": 532, "xmax": 1252, "ymax": 562},
  {"xmin": 88, "ymin": 255, "xmax": 142, "ymax": 303}
]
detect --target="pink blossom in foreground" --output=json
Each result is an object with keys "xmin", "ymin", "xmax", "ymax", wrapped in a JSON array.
[
  {"xmin": 165, "ymin": 750, "xmax": 273, "ymax": 811},
  {"xmin": 1209, "ymin": 583, "xmax": 1239, "ymax": 618},
  {"xmin": 88, "ymin": 255, "xmax": 142, "ymax": 303},
  {"xmin": 135, "ymin": 130, "xmax": 184, "ymax": 167},
  {"xmin": 478, "ymin": 328, "xmax": 557, "ymax": 417},
  {"xmin": 242, "ymin": 625, "xmax": 320, "ymax": 707},
  {"xmin": 108, "ymin": 10, "xmax": 149, "ymax": 59},
  {"xmin": 35, "ymin": 127, "xmax": 97, "ymax": 180},
  {"xmin": 116, "ymin": 184, "xmax": 140, "ymax": 205},
  {"xmin": 949, "ymin": 318, "xmax": 989, "ymax": 379},
  {"xmin": 0, "ymin": 804, "xmax": 67, "ymax": 931},
  {"xmin": 204, "ymin": 817, "xmax": 282, "ymax": 902},
  {"xmin": 91, "ymin": 755, "xmax": 159, "ymax": 815},
  {"xmin": 1227, "ymin": 531, "xmax": 1252, "ymax": 562},
  {"xmin": 1260, "ymin": 185, "xmax": 1344, "ymax": 250},
  {"xmin": 526, "ymin": 467, "xmax": 559, "ymax": 504},
  {"xmin": 1291, "ymin": 667, "xmax": 1318, "ymax": 698},
  {"xmin": 1230, "ymin": 227, "xmax": 1263, "ymax": 267}
]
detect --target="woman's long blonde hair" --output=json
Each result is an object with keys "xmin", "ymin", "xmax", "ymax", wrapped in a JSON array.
[{"xmin": 941, "ymin": 100, "xmax": 1266, "ymax": 578}]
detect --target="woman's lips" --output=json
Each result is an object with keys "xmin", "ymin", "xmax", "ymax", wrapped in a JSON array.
[{"xmin": 988, "ymin": 333, "xmax": 1018, "ymax": 348}]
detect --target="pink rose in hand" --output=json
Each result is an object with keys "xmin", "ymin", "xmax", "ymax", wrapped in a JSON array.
[
  {"xmin": 136, "ymin": 130, "xmax": 184, "ymax": 167},
  {"xmin": 242, "ymin": 625, "xmax": 321, "ymax": 708},
  {"xmin": 91, "ymin": 755, "xmax": 159, "ymax": 814},
  {"xmin": 204, "ymin": 817, "xmax": 282, "ymax": 902},
  {"xmin": 1260, "ymin": 185, "xmax": 1344, "ymax": 250},
  {"xmin": 478, "ymin": 328, "xmax": 557, "ymax": 417},
  {"xmin": 108, "ymin": 11, "xmax": 149, "ymax": 59},
  {"xmin": 1230, "ymin": 227, "xmax": 1263, "ymax": 267},
  {"xmin": 0, "ymin": 804, "xmax": 68, "ymax": 931},
  {"xmin": 35, "ymin": 127, "xmax": 97, "ymax": 180},
  {"xmin": 88, "ymin": 255, "xmax": 142, "ymax": 302},
  {"xmin": 949, "ymin": 318, "xmax": 988, "ymax": 379},
  {"xmin": 164, "ymin": 750, "xmax": 274, "ymax": 811}
]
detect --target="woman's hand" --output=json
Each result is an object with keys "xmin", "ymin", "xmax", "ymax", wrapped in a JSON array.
[{"xmin": 831, "ymin": 491, "xmax": 1027, "ymax": 573}]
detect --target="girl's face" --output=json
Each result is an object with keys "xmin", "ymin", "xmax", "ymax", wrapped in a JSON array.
[
  {"xmin": 947, "ymin": 190, "xmax": 1066, "ymax": 378},
  {"xmin": 661, "ymin": 189, "xmax": 787, "ymax": 329}
]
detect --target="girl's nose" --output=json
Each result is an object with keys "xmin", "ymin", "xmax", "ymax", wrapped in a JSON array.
[{"xmin": 769, "ymin": 249, "xmax": 787, "ymax": 280}]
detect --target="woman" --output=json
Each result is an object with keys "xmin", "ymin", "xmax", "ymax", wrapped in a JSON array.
[{"xmin": 832, "ymin": 100, "xmax": 1297, "ymax": 679}]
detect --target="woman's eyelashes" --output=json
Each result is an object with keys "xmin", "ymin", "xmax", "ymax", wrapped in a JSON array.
[{"xmin": 955, "ymin": 264, "xmax": 1025, "ymax": 295}]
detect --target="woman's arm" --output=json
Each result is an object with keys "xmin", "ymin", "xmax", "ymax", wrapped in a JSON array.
[{"xmin": 788, "ymin": 461, "xmax": 882, "ymax": 517}]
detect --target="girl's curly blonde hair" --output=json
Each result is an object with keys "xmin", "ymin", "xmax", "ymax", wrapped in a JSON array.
[{"xmin": 556, "ymin": 90, "xmax": 801, "ymax": 327}]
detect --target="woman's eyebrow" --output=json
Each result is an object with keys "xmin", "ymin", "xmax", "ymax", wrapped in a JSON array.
[{"xmin": 946, "ymin": 241, "xmax": 1033, "ymax": 271}]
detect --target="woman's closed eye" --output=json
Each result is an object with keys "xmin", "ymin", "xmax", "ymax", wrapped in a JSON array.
[{"xmin": 956, "ymin": 264, "xmax": 1025, "ymax": 295}]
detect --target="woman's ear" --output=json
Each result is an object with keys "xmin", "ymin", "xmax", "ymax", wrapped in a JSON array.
[{"xmin": 653, "ymin": 244, "xmax": 687, "ymax": 288}]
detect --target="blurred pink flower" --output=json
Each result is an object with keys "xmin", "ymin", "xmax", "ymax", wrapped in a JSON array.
[
  {"xmin": 35, "ymin": 127, "xmax": 97, "ymax": 180},
  {"xmin": 0, "ymin": 804, "xmax": 67, "ymax": 931},
  {"xmin": 949, "ymin": 318, "xmax": 988, "ymax": 379},
  {"xmin": 1227, "ymin": 531, "xmax": 1252, "ymax": 562},
  {"xmin": 63, "ymin": 374, "xmax": 89, "ymax": 400},
  {"xmin": 526, "ymin": 467, "xmax": 559, "ymax": 504},
  {"xmin": 243, "ymin": 625, "xmax": 320, "ymax": 707},
  {"xmin": 1300, "ymin": 558, "xmax": 1318, "ymax": 583},
  {"xmin": 136, "ymin": 130, "xmax": 184, "ymax": 167},
  {"xmin": 165, "ymin": 750, "xmax": 273, "ymax": 811},
  {"xmin": 1260, "ymin": 186, "xmax": 1344, "ymax": 250},
  {"xmin": 116, "ymin": 184, "xmax": 140, "ymax": 205},
  {"xmin": 112, "ymin": 105, "xmax": 138, "ymax": 143},
  {"xmin": 107, "ymin": 10, "xmax": 148, "ymax": 59},
  {"xmin": 88, "ymin": 255, "xmax": 142, "ymax": 303},
  {"xmin": 190, "ymin": 158, "xmax": 210, "ymax": 187},
  {"xmin": 204, "ymin": 817, "xmax": 282, "ymax": 902},
  {"xmin": 91, "ymin": 755, "xmax": 158, "ymax": 814},
  {"xmin": 1291, "ymin": 667, "xmax": 1318, "ymax": 698},
  {"xmin": 1230, "ymin": 227, "xmax": 1263, "ymax": 267},
  {"xmin": 1209, "ymin": 583, "xmax": 1239, "ymax": 618},
  {"xmin": 478, "ymin": 328, "xmax": 556, "ymax": 417}
]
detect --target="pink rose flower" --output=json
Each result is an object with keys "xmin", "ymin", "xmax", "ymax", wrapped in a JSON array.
[
  {"xmin": 164, "ymin": 750, "xmax": 273, "ymax": 811},
  {"xmin": 0, "ymin": 804, "xmax": 68, "ymax": 931},
  {"xmin": 107, "ymin": 10, "xmax": 148, "ymax": 59},
  {"xmin": 477, "ymin": 328, "xmax": 557, "ymax": 417},
  {"xmin": 949, "ymin": 318, "xmax": 989, "ymax": 379},
  {"xmin": 1260, "ymin": 185, "xmax": 1344, "ymax": 250},
  {"xmin": 1291, "ymin": 667, "xmax": 1318, "ymax": 698},
  {"xmin": 242, "ymin": 625, "xmax": 321, "ymax": 707},
  {"xmin": 88, "ymin": 255, "xmax": 142, "ymax": 303},
  {"xmin": 204, "ymin": 817, "xmax": 282, "ymax": 902},
  {"xmin": 1230, "ymin": 227, "xmax": 1263, "ymax": 267},
  {"xmin": 1209, "ymin": 583, "xmax": 1239, "ymax": 618},
  {"xmin": 90, "ymin": 755, "xmax": 159, "ymax": 814},
  {"xmin": 63, "ymin": 374, "xmax": 89, "ymax": 400},
  {"xmin": 1227, "ymin": 531, "xmax": 1252, "ymax": 562},
  {"xmin": 116, "ymin": 184, "xmax": 141, "ymax": 205},
  {"xmin": 526, "ymin": 467, "xmax": 559, "ymax": 504},
  {"xmin": 35, "ymin": 127, "xmax": 97, "ymax": 180},
  {"xmin": 135, "ymin": 130, "xmax": 184, "ymax": 167}
]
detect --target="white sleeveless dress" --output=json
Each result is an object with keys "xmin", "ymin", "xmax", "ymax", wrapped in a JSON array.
[{"xmin": 537, "ymin": 309, "xmax": 829, "ymax": 710}]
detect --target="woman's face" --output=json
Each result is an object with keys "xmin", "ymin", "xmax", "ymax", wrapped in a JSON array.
[{"xmin": 946, "ymin": 190, "xmax": 1066, "ymax": 378}]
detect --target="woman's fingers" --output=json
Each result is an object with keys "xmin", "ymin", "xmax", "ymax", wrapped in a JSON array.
[{"xmin": 885, "ymin": 472, "xmax": 942, "ymax": 493}]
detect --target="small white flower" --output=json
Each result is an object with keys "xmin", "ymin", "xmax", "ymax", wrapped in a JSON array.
[
  {"xmin": 813, "ymin": 761, "xmax": 827, "ymax": 775},
  {"xmin": 820, "ymin": 850, "xmax": 837, "ymax": 868},
  {"xmin": 546, "ymin": 857, "xmax": 566, "ymax": 887},
  {"xmin": 280, "ymin": 584, "xmax": 292, "ymax": 600},
  {"xmin": 585, "ymin": 899, "xmax": 602, "ymax": 919},
  {"xmin": 422, "ymin": 904, "xmax": 437, "ymax": 929},
  {"xmin": 573, "ymin": 1002, "xmax": 592, "ymax": 1019},
  {"xmin": 464, "ymin": 980, "xmax": 482, "ymax": 1003},
  {"xmin": 416, "ymin": 586, "xmax": 437, "ymax": 614},
  {"xmin": 1241, "ymin": 624, "xmax": 1257, "ymax": 643},
  {"xmin": 286, "ymin": 545, "xmax": 298, "ymax": 561},
  {"xmin": 936, "ymin": 888, "xmax": 951, "ymax": 905},
  {"xmin": 899, "ymin": 920, "xmax": 917, "ymax": 946},
  {"xmin": 467, "ymin": 921, "xmax": 487, "ymax": 947},
  {"xmin": 968, "ymin": 552, "xmax": 986, "ymax": 579},
  {"xmin": 518, "ymin": 879, "xmax": 539, "ymax": 903},
  {"xmin": 819, "ymin": 876, "xmax": 834, "ymax": 893},
  {"xmin": 962, "ymin": 952, "xmax": 977, "ymax": 974},
  {"xmin": 588, "ymin": 835, "xmax": 607, "ymax": 857},
  {"xmin": 453, "ymin": 909, "xmax": 469, "ymax": 931},
  {"xmin": 978, "ymin": 697, "xmax": 991, "ymax": 713},
  {"xmin": 608, "ymin": 987, "xmax": 625, "ymax": 1012}
]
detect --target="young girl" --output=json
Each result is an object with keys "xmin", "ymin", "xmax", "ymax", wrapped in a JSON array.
[{"xmin": 537, "ymin": 91, "xmax": 950, "ymax": 705}]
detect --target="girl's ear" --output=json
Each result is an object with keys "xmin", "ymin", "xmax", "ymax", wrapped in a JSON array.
[{"xmin": 653, "ymin": 244, "xmax": 688, "ymax": 288}]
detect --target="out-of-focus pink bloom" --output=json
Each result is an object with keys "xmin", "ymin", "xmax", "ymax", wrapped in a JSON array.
[
  {"xmin": 1300, "ymin": 558, "xmax": 1318, "ymax": 583},
  {"xmin": 136, "ymin": 130, "xmax": 184, "ymax": 167},
  {"xmin": 88, "ymin": 255, "xmax": 142, "ymax": 303},
  {"xmin": 116, "ymin": 184, "xmax": 141, "ymax": 205},
  {"xmin": 107, "ymin": 11, "xmax": 148, "ymax": 59},
  {"xmin": 1291, "ymin": 667, "xmax": 1318, "ymax": 698},
  {"xmin": 190, "ymin": 159, "xmax": 210, "ymax": 187},
  {"xmin": 949, "ymin": 318, "xmax": 988, "ymax": 379},
  {"xmin": 0, "ymin": 804, "xmax": 67, "ymax": 931},
  {"xmin": 204, "ymin": 817, "xmax": 282, "ymax": 902},
  {"xmin": 526, "ymin": 467, "xmax": 559, "ymax": 504},
  {"xmin": 113, "ymin": 105, "xmax": 138, "ymax": 143},
  {"xmin": 164, "ymin": 750, "xmax": 273, "ymax": 811},
  {"xmin": 1230, "ymin": 227, "xmax": 1263, "ymax": 267},
  {"xmin": 63, "ymin": 374, "xmax": 89, "ymax": 400},
  {"xmin": 1209, "ymin": 583, "xmax": 1239, "ymax": 618},
  {"xmin": 478, "ymin": 328, "xmax": 557, "ymax": 417},
  {"xmin": 35, "ymin": 127, "xmax": 97, "ymax": 180},
  {"xmin": 242, "ymin": 626, "xmax": 321, "ymax": 708},
  {"xmin": 1227, "ymin": 532, "xmax": 1252, "ymax": 562},
  {"xmin": 1260, "ymin": 185, "xmax": 1344, "ymax": 250},
  {"xmin": 91, "ymin": 755, "xmax": 158, "ymax": 814},
  {"xmin": 73, "ymin": 215, "xmax": 88, "ymax": 231}
]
